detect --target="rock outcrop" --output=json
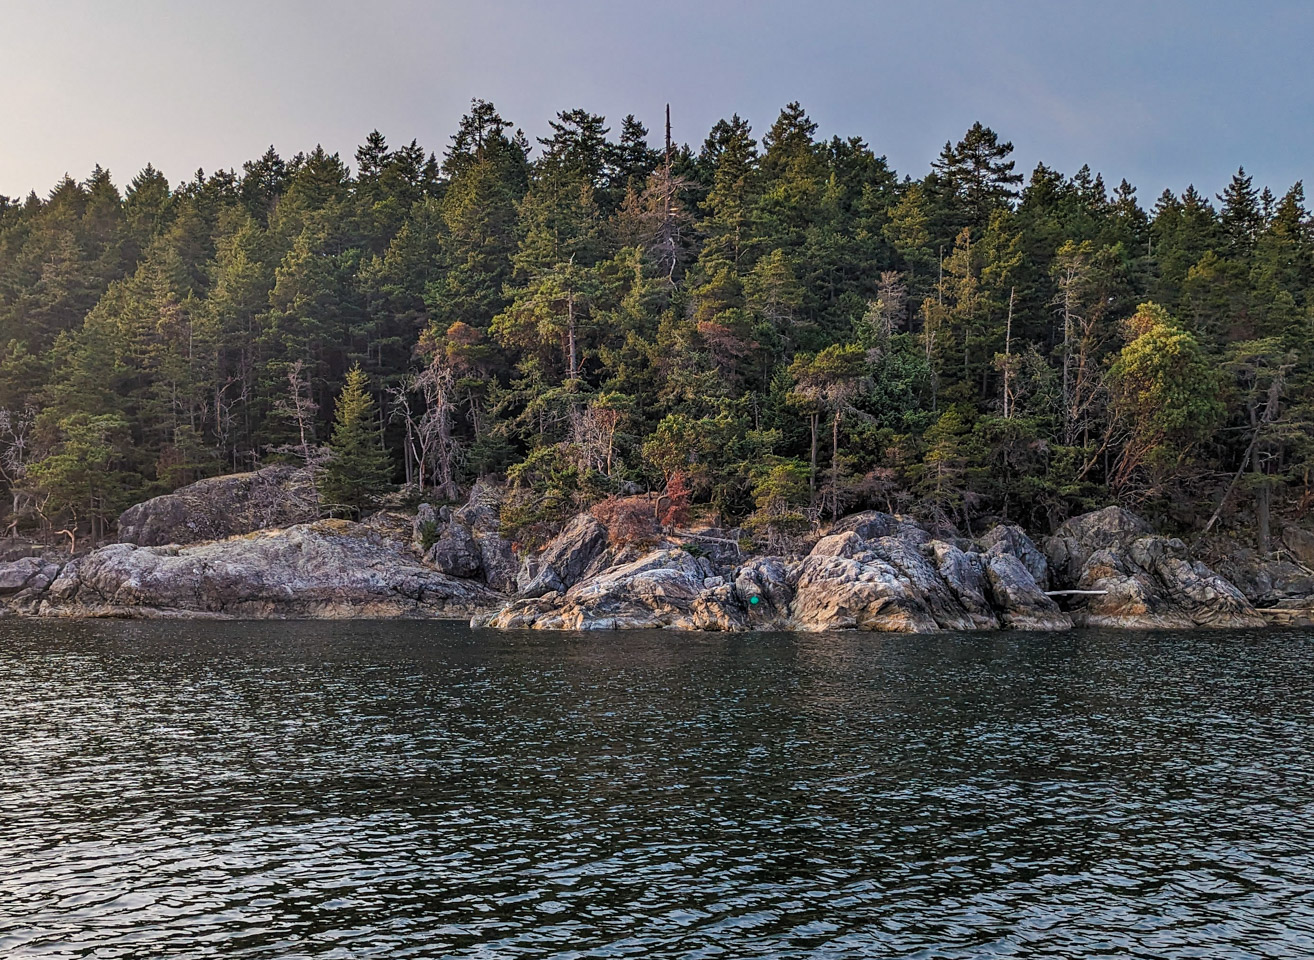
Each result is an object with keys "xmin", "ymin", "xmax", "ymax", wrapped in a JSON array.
[
  {"xmin": 1044, "ymin": 506, "xmax": 1265, "ymax": 628},
  {"xmin": 516, "ymin": 515, "xmax": 610, "ymax": 598},
  {"xmin": 0, "ymin": 556, "xmax": 62, "ymax": 604},
  {"xmin": 480, "ymin": 548, "xmax": 741, "ymax": 631},
  {"xmin": 983, "ymin": 553, "xmax": 1068, "ymax": 630},
  {"xmin": 425, "ymin": 522, "xmax": 484, "ymax": 579},
  {"xmin": 116, "ymin": 466, "xmax": 319, "ymax": 547},
  {"xmin": 1282, "ymin": 525, "xmax": 1314, "ymax": 567},
  {"xmin": 0, "ymin": 488, "xmax": 1291, "ymax": 631},
  {"xmin": 980, "ymin": 523, "xmax": 1050, "ymax": 588},
  {"xmin": 787, "ymin": 521, "xmax": 1069, "ymax": 632},
  {"xmin": 478, "ymin": 511, "xmax": 1071, "ymax": 633},
  {"xmin": 412, "ymin": 483, "xmax": 519, "ymax": 592},
  {"xmin": 1189, "ymin": 527, "xmax": 1314, "ymax": 627},
  {"xmin": 733, "ymin": 557, "xmax": 798, "ymax": 620},
  {"xmin": 28, "ymin": 520, "xmax": 498, "ymax": 618}
]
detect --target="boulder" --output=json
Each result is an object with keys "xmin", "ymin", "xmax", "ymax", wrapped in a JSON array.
[
  {"xmin": 790, "ymin": 552, "xmax": 940, "ymax": 632},
  {"xmin": 928, "ymin": 541, "xmax": 998, "ymax": 627},
  {"xmin": 35, "ymin": 520, "xmax": 499, "ymax": 619},
  {"xmin": 425, "ymin": 523, "xmax": 483, "ymax": 579},
  {"xmin": 481, "ymin": 548, "xmax": 735, "ymax": 630},
  {"xmin": 678, "ymin": 527, "xmax": 745, "ymax": 567},
  {"xmin": 809, "ymin": 531, "xmax": 869, "ymax": 560},
  {"xmin": 1045, "ymin": 508, "xmax": 1264, "ymax": 628},
  {"xmin": 475, "ymin": 533, "xmax": 518, "ymax": 594},
  {"xmin": 0, "ymin": 556, "xmax": 62, "ymax": 600},
  {"xmin": 732, "ymin": 557, "xmax": 799, "ymax": 625},
  {"xmin": 410, "ymin": 485, "xmax": 519, "ymax": 593},
  {"xmin": 1045, "ymin": 506, "xmax": 1151, "ymax": 584},
  {"xmin": 982, "ymin": 554, "xmax": 1071, "ymax": 630},
  {"xmin": 452, "ymin": 479, "xmax": 504, "ymax": 534},
  {"xmin": 980, "ymin": 523, "xmax": 1049, "ymax": 588},
  {"xmin": 517, "ymin": 515, "xmax": 609, "ymax": 598},
  {"xmin": 787, "ymin": 531, "xmax": 1057, "ymax": 632},
  {"xmin": 116, "ymin": 466, "xmax": 319, "ymax": 547},
  {"xmin": 872, "ymin": 536, "xmax": 999, "ymax": 631},
  {"xmin": 689, "ymin": 583, "xmax": 749, "ymax": 631},
  {"xmin": 830, "ymin": 511, "xmax": 931, "ymax": 546}
]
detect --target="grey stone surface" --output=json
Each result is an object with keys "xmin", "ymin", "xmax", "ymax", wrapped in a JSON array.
[{"xmin": 117, "ymin": 466, "xmax": 319, "ymax": 547}]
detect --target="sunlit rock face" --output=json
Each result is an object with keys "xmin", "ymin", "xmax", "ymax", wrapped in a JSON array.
[
  {"xmin": 0, "ymin": 497, "xmax": 1271, "ymax": 630},
  {"xmin": 30, "ymin": 520, "xmax": 499, "ymax": 619},
  {"xmin": 115, "ymin": 466, "xmax": 319, "ymax": 548},
  {"xmin": 477, "ymin": 510, "xmax": 1071, "ymax": 633}
]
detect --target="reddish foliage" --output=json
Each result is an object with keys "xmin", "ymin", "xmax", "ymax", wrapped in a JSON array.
[
  {"xmin": 590, "ymin": 496, "xmax": 660, "ymax": 547},
  {"xmin": 659, "ymin": 470, "xmax": 691, "ymax": 528},
  {"xmin": 696, "ymin": 320, "xmax": 753, "ymax": 372}
]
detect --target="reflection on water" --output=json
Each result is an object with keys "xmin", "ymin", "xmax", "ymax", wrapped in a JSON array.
[{"xmin": 1, "ymin": 620, "xmax": 1312, "ymax": 958}]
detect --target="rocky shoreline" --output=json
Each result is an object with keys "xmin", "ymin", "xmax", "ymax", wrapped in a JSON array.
[{"xmin": 0, "ymin": 468, "xmax": 1309, "ymax": 631}]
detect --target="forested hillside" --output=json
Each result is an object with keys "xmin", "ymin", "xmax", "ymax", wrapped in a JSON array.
[{"xmin": 1, "ymin": 100, "xmax": 1310, "ymax": 549}]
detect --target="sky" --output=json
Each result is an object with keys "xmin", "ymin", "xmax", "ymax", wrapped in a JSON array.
[{"xmin": 2, "ymin": 0, "xmax": 1311, "ymax": 204}]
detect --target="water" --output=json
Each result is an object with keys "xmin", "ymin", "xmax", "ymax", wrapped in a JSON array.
[{"xmin": 1, "ymin": 621, "xmax": 1312, "ymax": 959}]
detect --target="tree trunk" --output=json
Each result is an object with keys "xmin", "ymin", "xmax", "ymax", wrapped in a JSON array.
[
  {"xmin": 566, "ymin": 291, "xmax": 577, "ymax": 382},
  {"xmin": 1002, "ymin": 286, "xmax": 1014, "ymax": 419},
  {"xmin": 1253, "ymin": 397, "xmax": 1270, "ymax": 554},
  {"xmin": 809, "ymin": 412, "xmax": 818, "ymax": 496},
  {"xmin": 1256, "ymin": 477, "xmax": 1271, "ymax": 555},
  {"xmin": 831, "ymin": 410, "xmax": 841, "ymax": 519}
]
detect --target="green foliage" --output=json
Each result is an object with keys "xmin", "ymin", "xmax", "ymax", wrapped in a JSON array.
[
  {"xmin": 26, "ymin": 412, "xmax": 135, "ymax": 538},
  {"xmin": 417, "ymin": 518, "xmax": 440, "ymax": 552},
  {"xmin": 499, "ymin": 445, "xmax": 592, "ymax": 547},
  {"xmin": 1, "ymin": 105, "xmax": 1311, "ymax": 543},
  {"xmin": 744, "ymin": 458, "xmax": 811, "ymax": 550},
  {"xmin": 320, "ymin": 365, "xmax": 392, "ymax": 515},
  {"xmin": 1107, "ymin": 303, "xmax": 1224, "ymax": 497}
]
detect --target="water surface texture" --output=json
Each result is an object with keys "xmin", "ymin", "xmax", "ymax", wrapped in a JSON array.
[{"xmin": 1, "ymin": 620, "xmax": 1312, "ymax": 958}]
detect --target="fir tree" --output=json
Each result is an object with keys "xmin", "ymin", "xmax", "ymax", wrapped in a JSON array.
[
  {"xmin": 932, "ymin": 122, "xmax": 1023, "ymax": 230},
  {"xmin": 321, "ymin": 365, "xmax": 392, "ymax": 515}
]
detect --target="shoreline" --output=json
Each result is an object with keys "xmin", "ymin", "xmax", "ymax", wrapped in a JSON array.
[
  {"xmin": 3, "ymin": 475, "xmax": 1310, "ymax": 633},
  {"xmin": 5, "ymin": 609, "xmax": 1311, "ymax": 629}
]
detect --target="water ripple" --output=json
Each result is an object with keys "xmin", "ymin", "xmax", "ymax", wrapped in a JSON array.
[{"xmin": 0, "ymin": 621, "xmax": 1311, "ymax": 958}]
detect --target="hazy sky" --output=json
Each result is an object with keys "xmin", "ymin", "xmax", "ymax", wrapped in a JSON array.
[{"xmin": 2, "ymin": 0, "xmax": 1311, "ymax": 203}]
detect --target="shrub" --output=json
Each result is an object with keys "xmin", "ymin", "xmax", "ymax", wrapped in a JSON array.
[{"xmin": 590, "ymin": 496, "xmax": 660, "ymax": 547}]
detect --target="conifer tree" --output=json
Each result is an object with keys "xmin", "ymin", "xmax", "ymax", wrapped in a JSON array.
[
  {"xmin": 932, "ymin": 122, "xmax": 1023, "ymax": 230},
  {"xmin": 321, "ymin": 365, "xmax": 392, "ymax": 515}
]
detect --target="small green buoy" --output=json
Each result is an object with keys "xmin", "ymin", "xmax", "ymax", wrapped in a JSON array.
[{"xmin": 749, "ymin": 595, "xmax": 760, "ymax": 605}]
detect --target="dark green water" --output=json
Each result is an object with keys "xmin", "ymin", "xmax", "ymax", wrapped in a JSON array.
[{"xmin": 1, "ymin": 620, "xmax": 1312, "ymax": 958}]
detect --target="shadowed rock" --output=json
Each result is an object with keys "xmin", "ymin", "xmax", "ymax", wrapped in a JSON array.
[
  {"xmin": 980, "ymin": 523, "xmax": 1050, "ymax": 588},
  {"xmin": 1044, "ymin": 508, "xmax": 1264, "ymax": 628},
  {"xmin": 480, "ymin": 548, "xmax": 735, "ymax": 630},
  {"xmin": 516, "ymin": 515, "xmax": 609, "ymax": 598},
  {"xmin": 116, "ymin": 466, "xmax": 319, "ymax": 547},
  {"xmin": 983, "ymin": 554, "xmax": 1071, "ymax": 630}
]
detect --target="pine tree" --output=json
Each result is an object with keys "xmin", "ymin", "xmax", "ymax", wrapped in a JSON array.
[
  {"xmin": 1218, "ymin": 167, "xmax": 1262, "ymax": 257},
  {"xmin": 321, "ymin": 365, "xmax": 392, "ymax": 515},
  {"xmin": 932, "ymin": 122, "xmax": 1022, "ymax": 230},
  {"xmin": 699, "ymin": 115, "xmax": 760, "ymax": 268}
]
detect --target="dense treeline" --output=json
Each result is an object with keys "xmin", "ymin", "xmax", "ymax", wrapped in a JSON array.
[{"xmin": 1, "ymin": 100, "xmax": 1311, "ymax": 549}]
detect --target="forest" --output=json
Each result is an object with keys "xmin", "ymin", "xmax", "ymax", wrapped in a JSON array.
[{"xmin": 0, "ymin": 100, "xmax": 1309, "ymax": 551}]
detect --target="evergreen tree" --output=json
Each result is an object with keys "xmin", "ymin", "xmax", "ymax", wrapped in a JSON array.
[
  {"xmin": 321, "ymin": 365, "xmax": 392, "ymax": 515},
  {"xmin": 1218, "ymin": 167, "xmax": 1262, "ymax": 257},
  {"xmin": 0, "ymin": 106, "xmax": 1311, "ymax": 541},
  {"xmin": 932, "ymin": 122, "xmax": 1023, "ymax": 230}
]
